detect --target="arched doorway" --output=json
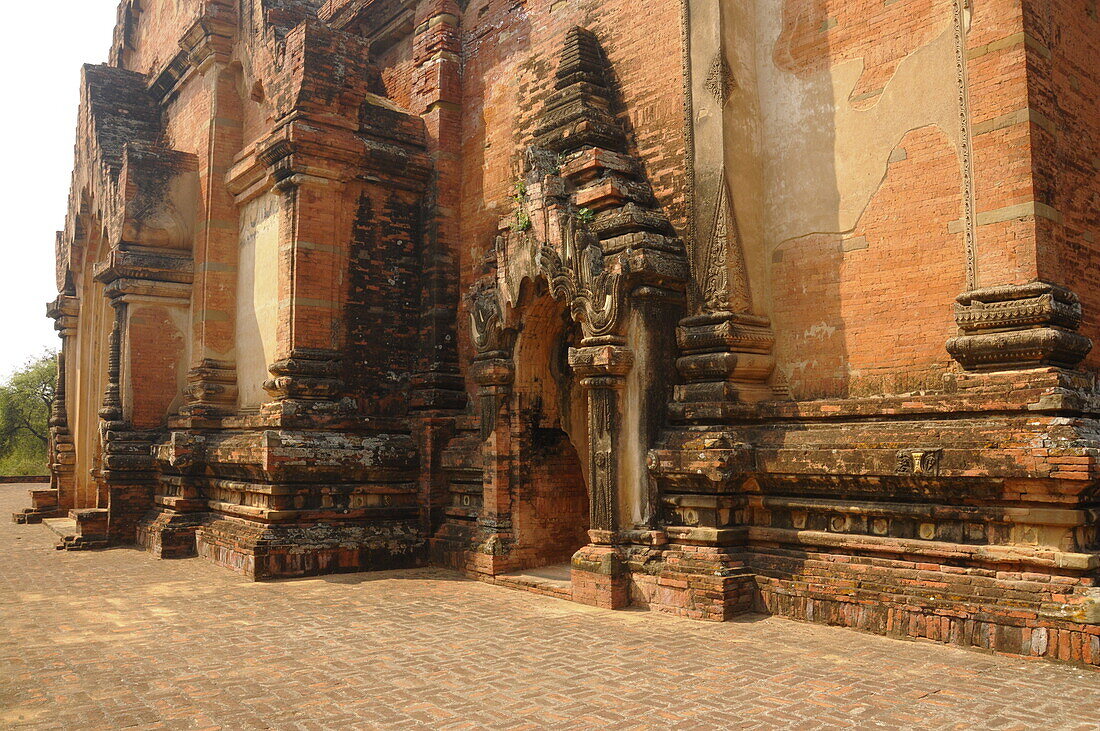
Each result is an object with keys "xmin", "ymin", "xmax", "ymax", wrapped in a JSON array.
[{"xmin": 505, "ymin": 286, "xmax": 590, "ymax": 571}]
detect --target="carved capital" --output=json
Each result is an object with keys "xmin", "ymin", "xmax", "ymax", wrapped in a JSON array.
[
  {"xmin": 46, "ymin": 295, "xmax": 80, "ymax": 339},
  {"xmin": 568, "ymin": 345, "xmax": 634, "ymax": 382},
  {"xmin": 948, "ymin": 282, "xmax": 1093, "ymax": 371}
]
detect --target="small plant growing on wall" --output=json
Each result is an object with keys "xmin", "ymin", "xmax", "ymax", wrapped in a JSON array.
[
  {"xmin": 575, "ymin": 207, "xmax": 596, "ymax": 227},
  {"xmin": 511, "ymin": 178, "xmax": 532, "ymax": 232},
  {"xmin": 513, "ymin": 210, "xmax": 532, "ymax": 232}
]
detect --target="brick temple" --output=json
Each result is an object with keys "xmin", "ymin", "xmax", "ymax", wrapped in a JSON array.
[{"xmin": 13, "ymin": 0, "xmax": 1100, "ymax": 667}]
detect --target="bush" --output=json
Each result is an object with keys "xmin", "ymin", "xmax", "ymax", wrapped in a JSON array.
[{"xmin": 0, "ymin": 351, "xmax": 57, "ymax": 476}]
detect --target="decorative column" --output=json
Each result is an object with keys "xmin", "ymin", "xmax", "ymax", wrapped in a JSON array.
[
  {"xmin": 12, "ymin": 299, "xmax": 78, "ymax": 525},
  {"xmin": 46, "ymin": 350, "xmax": 72, "ymax": 509},
  {"xmin": 569, "ymin": 343, "xmax": 634, "ymax": 609},
  {"xmin": 45, "ymin": 299, "xmax": 78, "ymax": 512},
  {"xmin": 467, "ymin": 270, "xmax": 518, "ymax": 574},
  {"xmin": 49, "ymin": 296, "xmax": 80, "ymax": 512}
]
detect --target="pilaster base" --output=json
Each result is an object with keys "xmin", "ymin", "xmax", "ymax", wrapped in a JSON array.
[
  {"xmin": 429, "ymin": 525, "xmax": 526, "ymax": 578},
  {"xmin": 571, "ymin": 544, "xmax": 631, "ymax": 609},
  {"xmin": 948, "ymin": 281, "xmax": 1093, "ymax": 371},
  {"xmin": 45, "ymin": 509, "xmax": 110, "ymax": 551},
  {"xmin": 670, "ymin": 311, "xmax": 778, "ymax": 423}
]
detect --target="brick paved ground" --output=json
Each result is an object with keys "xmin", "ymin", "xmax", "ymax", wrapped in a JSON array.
[{"xmin": 1, "ymin": 486, "xmax": 1098, "ymax": 730}]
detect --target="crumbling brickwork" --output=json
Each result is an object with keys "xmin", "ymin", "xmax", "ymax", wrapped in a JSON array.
[{"xmin": 14, "ymin": 0, "xmax": 1100, "ymax": 670}]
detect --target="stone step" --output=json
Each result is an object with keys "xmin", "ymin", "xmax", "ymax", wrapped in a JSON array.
[
  {"xmin": 496, "ymin": 564, "xmax": 574, "ymax": 601},
  {"xmin": 10, "ymin": 488, "xmax": 63, "ymax": 524},
  {"xmin": 43, "ymin": 511, "xmax": 109, "ymax": 551},
  {"xmin": 43, "ymin": 517, "xmax": 79, "ymax": 540}
]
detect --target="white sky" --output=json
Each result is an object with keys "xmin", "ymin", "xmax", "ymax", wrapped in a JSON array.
[{"xmin": 0, "ymin": 1, "xmax": 120, "ymax": 381}]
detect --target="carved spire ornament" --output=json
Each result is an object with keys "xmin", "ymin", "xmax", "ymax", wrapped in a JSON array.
[
  {"xmin": 538, "ymin": 225, "xmax": 628, "ymax": 342},
  {"xmin": 698, "ymin": 173, "xmax": 752, "ymax": 314}
]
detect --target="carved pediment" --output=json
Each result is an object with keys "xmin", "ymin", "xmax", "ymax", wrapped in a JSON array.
[{"xmin": 474, "ymin": 26, "xmax": 687, "ymax": 346}]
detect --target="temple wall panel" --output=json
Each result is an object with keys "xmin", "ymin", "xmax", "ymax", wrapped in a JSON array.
[
  {"xmin": 737, "ymin": 0, "xmax": 965, "ymax": 399},
  {"xmin": 770, "ymin": 126, "xmax": 966, "ymax": 399},
  {"xmin": 124, "ymin": 304, "xmax": 189, "ymax": 428},
  {"xmin": 235, "ymin": 193, "xmax": 280, "ymax": 408}
]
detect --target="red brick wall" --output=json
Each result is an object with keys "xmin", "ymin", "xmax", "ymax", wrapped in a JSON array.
[
  {"xmin": 345, "ymin": 190, "xmax": 425, "ymax": 417},
  {"xmin": 376, "ymin": 34, "xmax": 416, "ymax": 111},
  {"xmin": 128, "ymin": 306, "xmax": 185, "ymax": 429},
  {"xmin": 1028, "ymin": 1, "xmax": 1100, "ymax": 367},
  {"xmin": 163, "ymin": 81, "xmax": 212, "ymax": 176},
  {"xmin": 771, "ymin": 127, "xmax": 966, "ymax": 399},
  {"xmin": 116, "ymin": 0, "xmax": 203, "ymax": 76}
]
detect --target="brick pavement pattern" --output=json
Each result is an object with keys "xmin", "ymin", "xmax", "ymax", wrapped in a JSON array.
[{"xmin": 2, "ymin": 486, "xmax": 1098, "ymax": 730}]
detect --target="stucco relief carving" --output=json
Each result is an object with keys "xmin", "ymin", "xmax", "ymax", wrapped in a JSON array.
[
  {"xmin": 698, "ymin": 173, "xmax": 751, "ymax": 314},
  {"xmin": 895, "ymin": 449, "xmax": 942, "ymax": 476},
  {"xmin": 951, "ymin": 0, "xmax": 978, "ymax": 289},
  {"xmin": 469, "ymin": 277, "xmax": 505, "ymax": 356},
  {"xmin": 704, "ymin": 53, "xmax": 735, "ymax": 107},
  {"xmin": 538, "ymin": 226, "xmax": 628, "ymax": 341}
]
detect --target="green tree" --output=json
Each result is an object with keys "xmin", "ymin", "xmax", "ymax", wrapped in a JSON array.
[{"xmin": 0, "ymin": 351, "xmax": 57, "ymax": 476}]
